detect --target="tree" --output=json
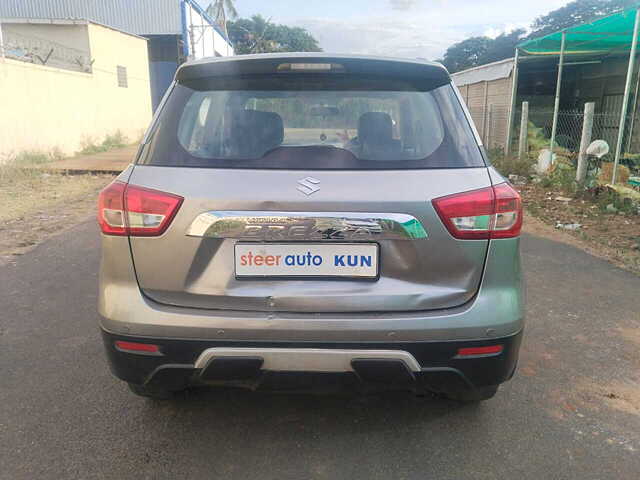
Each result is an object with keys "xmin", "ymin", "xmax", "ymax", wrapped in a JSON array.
[
  {"xmin": 206, "ymin": 0, "xmax": 238, "ymax": 37},
  {"xmin": 228, "ymin": 15, "xmax": 278, "ymax": 54},
  {"xmin": 439, "ymin": 29, "xmax": 526, "ymax": 73},
  {"xmin": 529, "ymin": 0, "xmax": 637, "ymax": 38},
  {"xmin": 270, "ymin": 23, "xmax": 323, "ymax": 52},
  {"xmin": 439, "ymin": 36, "xmax": 491, "ymax": 73},
  {"xmin": 227, "ymin": 15, "xmax": 322, "ymax": 55},
  {"xmin": 483, "ymin": 29, "xmax": 527, "ymax": 64}
]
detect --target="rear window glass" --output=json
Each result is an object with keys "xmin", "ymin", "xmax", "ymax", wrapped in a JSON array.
[{"xmin": 141, "ymin": 75, "xmax": 485, "ymax": 169}]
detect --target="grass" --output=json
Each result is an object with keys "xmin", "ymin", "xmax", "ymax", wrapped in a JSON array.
[
  {"xmin": 0, "ymin": 166, "xmax": 113, "ymax": 257},
  {"xmin": 79, "ymin": 130, "xmax": 128, "ymax": 155},
  {"xmin": 0, "ymin": 148, "xmax": 112, "ymax": 223},
  {"xmin": 0, "ymin": 169, "xmax": 111, "ymax": 225},
  {"xmin": 0, "ymin": 149, "xmax": 64, "ymax": 187},
  {"xmin": 487, "ymin": 148, "xmax": 534, "ymax": 178},
  {"xmin": 0, "ymin": 132, "xmax": 134, "ymax": 258},
  {"xmin": 0, "ymin": 147, "xmax": 115, "ymax": 258}
]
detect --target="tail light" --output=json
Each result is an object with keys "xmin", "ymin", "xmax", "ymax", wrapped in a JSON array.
[
  {"xmin": 432, "ymin": 183, "xmax": 522, "ymax": 239},
  {"xmin": 98, "ymin": 181, "xmax": 183, "ymax": 236},
  {"xmin": 97, "ymin": 181, "xmax": 127, "ymax": 235}
]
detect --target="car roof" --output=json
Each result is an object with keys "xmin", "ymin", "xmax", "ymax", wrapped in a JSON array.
[{"xmin": 175, "ymin": 52, "xmax": 450, "ymax": 84}]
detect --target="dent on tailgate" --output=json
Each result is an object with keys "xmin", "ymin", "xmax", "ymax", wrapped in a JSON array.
[{"xmin": 126, "ymin": 166, "xmax": 492, "ymax": 313}]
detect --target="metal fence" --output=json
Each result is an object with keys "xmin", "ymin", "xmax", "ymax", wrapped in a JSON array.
[
  {"xmin": 509, "ymin": 106, "xmax": 638, "ymax": 159},
  {"xmin": 465, "ymin": 95, "xmax": 640, "ymax": 159},
  {"xmin": 2, "ymin": 29, "xmax": 92, "ymax": 73}
]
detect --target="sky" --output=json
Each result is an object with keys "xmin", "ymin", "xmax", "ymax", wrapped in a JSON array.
[{"xmin": 216, "ymin": 0, "xmax": 570, "ymax": 60}]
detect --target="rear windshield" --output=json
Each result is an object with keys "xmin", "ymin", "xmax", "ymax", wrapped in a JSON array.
[{"xmin": 140, "ymin": 75, "xmax": 485, "ymax": 169}]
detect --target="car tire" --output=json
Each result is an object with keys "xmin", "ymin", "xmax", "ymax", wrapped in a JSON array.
[
  {"xmin": 127, "ymin": 382, "xmax": 174, "ymax": 400},
  {"xmin": 446, "ymin": 385, "xmax": 498, "ymax": 403}
]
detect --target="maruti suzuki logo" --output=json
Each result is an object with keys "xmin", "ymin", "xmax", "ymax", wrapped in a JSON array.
[{"xmin": 297, "ymin": 176, "xmax": 320, "ymax": 196}]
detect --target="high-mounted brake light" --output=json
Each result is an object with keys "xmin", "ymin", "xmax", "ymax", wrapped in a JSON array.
[
  {"xmin": 432, "ymin": 183, "xmax": 522, "ymax": 240},
  {"xmin": 97, "ymin": 181, "xmax": 183, "ymax": 237},
  {"xmin": 277, "ymin": 62, "xmax": 345, "ymax": 72}
]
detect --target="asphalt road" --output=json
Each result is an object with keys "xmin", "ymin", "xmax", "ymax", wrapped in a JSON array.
[{"xmin": 1, "ymin": 221, "xmax": 639, "ymax": 479}]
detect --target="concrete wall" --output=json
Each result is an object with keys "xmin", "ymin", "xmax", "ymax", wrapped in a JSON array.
[
  {"xmin": 2, "ymin": 21, "xmax": 91, "ymax": 53},
  {"xmin": 0, "ymin": 22, "xmax": 152, "ymax": 160}
]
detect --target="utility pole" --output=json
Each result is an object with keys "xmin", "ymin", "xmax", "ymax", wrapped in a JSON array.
[
  {"xmin": 549, "ymin": 31, "xmax": 566, "ymax": 156},
  {"xmin": 505, "ymin": 49, "xmax": 519, "ymax": 156},
  {"xmin": 518, "ymin": 102, "xmax": 529, "ymax": 159},
  {"xmin": 612, "ymin": 7, "xmax": 640, "ymax": 184},
  {"xmin": 576, "ymin": 102, "xmax": 595, "ymax": 186}
]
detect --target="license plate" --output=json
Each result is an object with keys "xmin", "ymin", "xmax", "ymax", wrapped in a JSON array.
[{"xmin": 235, "ymin": 243, "xmax": 379, "ymax": 278}]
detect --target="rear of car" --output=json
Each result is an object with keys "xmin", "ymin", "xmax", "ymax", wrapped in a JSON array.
[{"xmin": 98, "ymin": 54, "xmax": 524, "ymax": 402}]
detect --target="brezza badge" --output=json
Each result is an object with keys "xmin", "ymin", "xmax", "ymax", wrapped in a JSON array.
[{"xmin": 186, "ymin": 212, "xmax": 428, "ymax": 241}]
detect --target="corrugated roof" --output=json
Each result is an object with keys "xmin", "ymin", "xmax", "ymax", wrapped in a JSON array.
[
  {"xmin": 450, "ymin": 58, "xmax": 514, "ymax": 86},
  {"xmin": 0, "ymin": 0, "xmax": 183, "ymax": 35}
]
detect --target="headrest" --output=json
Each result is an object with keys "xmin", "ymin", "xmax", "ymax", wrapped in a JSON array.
[
  {"xmin": 228, "ymin": 109, "xmax": 284, "ymax": 156},
  {"xmin": 358, "ymin": 112, "xmax": 393, "ymax": 142}
]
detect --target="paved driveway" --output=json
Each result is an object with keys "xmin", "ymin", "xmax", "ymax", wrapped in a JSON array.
[
  {"xmin": 1, "ymin": 221, "xmax": 639, "ymax": 479},
  {"xmin": 38, "ymin": 145, "xmax": 136, "ymax": 174}
]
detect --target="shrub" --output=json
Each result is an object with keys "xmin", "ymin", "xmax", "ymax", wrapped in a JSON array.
[
  {"xmin": 80, "ymin": 136, "xmax": 108, "ymax": 155},
  {"xmin": 102, "ymin": 130, "xmax": 127, "ymax": 149},
  {"xmin": 80, "ymin": 130, "xmax": 128, "ymax": 155},
  {"xmin": 547, "ymin": 159, "xmax": 577, "ymax": 193},
  {"xmin": 488, "ymin": 148, "xmax": 534, "ymax": 178},
  {"xmin": 584, "ymin": 186, "xmax": 638, "ymax": 214},
  {"xmin": 598, "ymin": 162, "xmax": 631, "ymax": 185},
  {"xmin": 11, "ymin": 151, "xmax": 51, "ymax": 165}
]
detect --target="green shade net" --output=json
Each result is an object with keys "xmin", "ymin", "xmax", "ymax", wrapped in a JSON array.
[{"xmin": 518, "ymin": 7, "xmax": 640, "ymax": 55}]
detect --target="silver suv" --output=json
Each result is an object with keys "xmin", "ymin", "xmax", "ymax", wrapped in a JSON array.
[{"xmin": 98, "ymin": 53, "xmax": 524, "ymax": 402}]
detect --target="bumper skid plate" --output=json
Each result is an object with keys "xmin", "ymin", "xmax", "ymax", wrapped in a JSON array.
[{"xmin": 102, "ymin": 330, "xmax": 522, "ymax": 395}]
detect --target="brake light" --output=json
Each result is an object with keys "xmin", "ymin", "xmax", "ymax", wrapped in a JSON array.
[
  {"xmin": 97, "ymin": 181, "xmax": 183, "ymax": 236},
  {"xmin": 432, "ymin": 183, "xmax": 522, "ymax": 239}
]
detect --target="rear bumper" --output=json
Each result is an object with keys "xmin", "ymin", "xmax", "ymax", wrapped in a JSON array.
[
  {"xmin": 101, "ymin": 328, "xmax": 523, "ymax": 395},
  {"xmin": 99, "ymin": 236, "xmax": 524, "ymax": 343}
]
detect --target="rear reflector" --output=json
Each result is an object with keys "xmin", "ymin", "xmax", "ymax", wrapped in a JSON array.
[
  {"xmin": 114, "ymin": 341, "xmax": 160, "ymax": 353},
  {"xmin": 432, "ymin": 182, "xmax": 522, "ymax": 239},
  {"xmin": 98, "ymin": 181, "xmax": 183, "ymax": 236},
  {"xmin": 457, "ymin": 345, "xmax": 503, "ymax": 357}
]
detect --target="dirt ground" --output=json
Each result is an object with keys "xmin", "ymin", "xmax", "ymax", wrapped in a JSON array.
[
  {"xmin": 518, "ymin": 184, "xmax": 640, "ymax": 275},
  {"xmin": 0, "ymin": 171, "xmax": 114, "ymax": 263}
]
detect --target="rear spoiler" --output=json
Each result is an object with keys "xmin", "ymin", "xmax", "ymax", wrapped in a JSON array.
[{"xmin": 176, "ymin": 53, "xmax": 450, "ymax": 85}]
